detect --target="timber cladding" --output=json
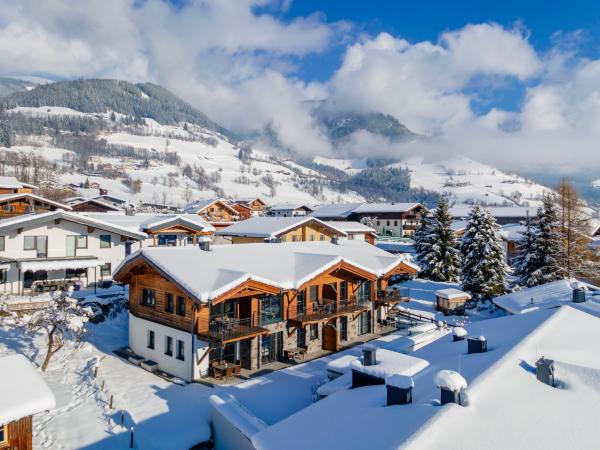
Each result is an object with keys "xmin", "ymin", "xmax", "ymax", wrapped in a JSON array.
[
  {"xmin": 128, "ymin": 269, "xmax": 196, "ymax": 333},
  {"xmin": 3, "ymin": 415, "xmax": 32, "ymax": 450}
]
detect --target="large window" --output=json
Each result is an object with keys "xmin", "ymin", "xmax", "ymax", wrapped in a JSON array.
[
  {"xmin": 297, "ymin": 290, "xmax": 306, "ymax": 314},
  {"xmin": 99, "ymin": 235, "xmax": 111, "ymax": 248},
  {"xmin": 176, "ymin": 340, "xmax": 185, "ymax": 361},
  {"xmin": 24, "ymin": 235, "xmax": 47, "ymax": 256},
  {"xmin": 358, "ymin": 281, "xmax": 372, "ymax": 301},
  {"xmin": 176, "ymin": 296, "xmax": 185, "ymax": 316},
  {"xmin": 260, "ymin": 295, "xmax": 282, "ymax": 325},
  {"xmin": 340, "ymin": 281, "xmax": 348, "ymax": 301},
  {"xmin": 157, "ymin": 235, "xmax": 177, "ymax": 246},
  {"xmin": 141, "ymin": 288, "xmax": 156, "ymax": 307},
  {"xmin": 165, "ymin": 336, "xmax": 173, "ymax": 356},
  {"xmin": 100, "ymin": 263, "xmax": 111, "ymax": 278},
  {"xmin": 66, "ymin": 268, "xmax": 87, "ymax": 278},
  {"xmin": 165, "ymin": 294, "xmax": 174, "ymax": 313},
  {"xmin": 147, "ymin": 330, "xmax": 155, "ymax": 349},
  {"xmin": 310, "ymin": 323, "xmax": 319, "ymax": 340},
  {"xmin": 0, "ymin": 236, "xmax": 4, "ymax": 251},
  {"xmin": 77, "ymin": 235, "xmax": 88, "ymax": 249},
  {"xmin": 358, "ymin": 311, "xmax": 371, "ymax": 336}
]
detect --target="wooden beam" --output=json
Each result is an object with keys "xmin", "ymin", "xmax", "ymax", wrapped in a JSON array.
[{"xmin": 87, "ymin": 226, "xmax": 96, "ymax": 233}]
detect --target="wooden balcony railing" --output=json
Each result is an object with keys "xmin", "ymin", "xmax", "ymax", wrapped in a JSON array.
[
  {"xmin": 197, "ymin": 314, "xmax": 269, "ymax": 343},
  {"xmin": 377, "ymin": 287, "xmax": 410, "ymax": 304},
  {"xmin": 288, "ymin": 297, "xmax": 371, "ymax": 324}
]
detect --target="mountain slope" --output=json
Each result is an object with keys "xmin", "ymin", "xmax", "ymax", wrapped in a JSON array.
[
  {"xmin": 0, "ymin": 77, "xmax": 35, "ymax": 98},
  {"xmin": 321, "ymin": 111, "xmax": 417, "ymax": 143},
  {"xmin": 2, "ymin": 79, "xmax": 234, "ymax": 138}
]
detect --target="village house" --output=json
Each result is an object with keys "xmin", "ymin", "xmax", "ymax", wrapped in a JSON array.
[
  {"xmin": 67, "ymin": 198, "xmax": 123, "ymax": 213},
  {"xmin": 229, "ymin": 202, "xmax": 254, "ymax": 221},
  {"xmin": 0, "ymin": 211, "xmax": 147, "ymax": 295},
  {"xmin": 235, "ymin": 197, "xmax": 267, "ymax": 215},
  {"xmin": 267, "ymin": 203, "xmax": 314, "ymax": 217},
  {"xmin": 113, "ymin": 240, "xmax": 418, "ymax": 382},
  {"xmin": 183, "ymin": 199, "xmax": 240, "ymax": 228},
  {"xmin": 322, "ymin": 221, "xmax": 377, "ymax": 244},
  {"xmin": 0, "ymin": 193, "xmax": 71, "ymax": 219},
  {"xmin": 0, "ymin": 176, "xmax": 37, "ymax": 195},
  {"xmin": 214, "ymin": 216, "xmax": 348, "ymax": 244},
  {"xmin": 0, "ymin": 354, "xmax": 55, "ymax": 450}
]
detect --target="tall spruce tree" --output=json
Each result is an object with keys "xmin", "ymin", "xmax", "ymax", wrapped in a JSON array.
[
  {"xmin": 526, "ymin": 194, "xmax": 567, "ymax": 286},
  {"xmin": 460, "ymin": 206, "xmax": 508, "ymax": 299},
  {"xmin": 512, "ymin": 218, "xmax": 538, "ymax": 287},
  {"xmin": 414, "ymin": 198, "xmax": 460, "ymax": 281}
]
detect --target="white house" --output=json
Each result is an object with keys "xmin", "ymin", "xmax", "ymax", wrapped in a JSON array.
[
  {"xmin": 322, "ymin": 221, "xmax": 376, "ymax": 243},
  {"xmin": 267, "ymin": 203, "xmax": 314, "ymax": 217},
  {"xmin": 0, "ymin": 211, "xmax": 147, "ymax": 295}
]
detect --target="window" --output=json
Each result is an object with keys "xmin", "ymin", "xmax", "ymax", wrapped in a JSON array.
[
  {"xmin": 176, "ymin": 339, "xmax": 185, "ymax": 361},
  {"xmin": 0, "ymin": 423, "xmax": 5, "ymax": 443},
  {"xmin": 66, "ymin": 268, "xmax": 86, "ymax": 278},
  {"xmin": 358, "ymin": 281, "xmax": 372, "ymax": 301},
  {"xmin": 297, "ymin": 290, "xmax": 306, "ymax": 314},
  {"xmin": 310, "ymin": 323, "xmax": 318, "ymax": 340},
  {"xmin": 2, "ymin": 204, "xmax": 14, "ymax": 212},
  {"xmin": 292, "ymin": 235, "xmax": 298, "ymax": 242},
  {"xmin": 157, "ymin": 235, "xmax": 177, "ymax": 246},
  {"xmin": 176, "ymin": 296, "xmax": 185, "ymax": 316},
  {"xmin": 0, "ymin": 269, "xmax": 6, "ymax": 284},
  {"xmin": 141, "ymin": 288, "xmax": 156, "ymax": 307},
  {"xmin": 100, "ymin": 235, "xmax": 111, "ymax": 248},
  {"xmin": 100, "ymin": 263, "xmax": 111, "ymax": 278},
  {"xmin": 309, "ymin": 235, "xmax": 315, "ymax": 241},
  {"xmin": 386, "ymin": 221, "xmax": 391, "ymax": 227},
  {"xmin": 0, "ymin": 236, "xmax": 4, "ymax": 251},
  {"xmin": 340, "ymin": 282, "xmax": 348, "ymax": 301},
  {"xmin": 394, "ymin": 220, "xmax": 398, "ymax": 227},
  {"xmin": 309, "ymin": 285, "xmax": 318, "ymax": 302},
  {"xmin": 376, "ymin": 220, "xmax": 380, "ymax": 226},
  {"xmin": 348, "ymin": 234, "xmax": 354, "ymax": 240},
  {"xmin": 165, "ymin": 293, "xmax": 174, "ymax": 313},
  {"xmin": 319, "ymin": 234, "xmax": 325, "ymax": 241},
  {"xmin": 165, "ymin": 336, "xmax": 173, "ymax": 356},
  {"xmin": 76, "ymin": 235, "xmax": 88, "ymax": 249},
  {"xmin": 147, "ymin": 330, "xmax": 155, "ymax": 349},
  {"xmin": 260, "ymin": 295, "xmax": 282, "ymax": 325},
  {"xmin": 24, "ymin": 206, "xmax": 32, "ymax": 213},
  {"xmin": 358, "ymin": 311, "xmax": 371, "ymax": 336},
  {"xmin": 24, "ymin": 235, "xmax": 47, "ymax": 256}
]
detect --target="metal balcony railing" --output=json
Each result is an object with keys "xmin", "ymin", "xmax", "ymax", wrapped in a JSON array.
[
  {"xmin": 198, "ymin": 314, "xmax": 268, "ymax": 342},
  {"xmin": 377, "ymin": 287, "xmax": 411, "ymax": 303},
  {"xmin": 288, "ymin": 297, "xmax": 371, "ymax": 323}
]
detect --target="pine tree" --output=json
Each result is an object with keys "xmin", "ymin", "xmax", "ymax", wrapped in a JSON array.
[
  {"xmin": 415, "ymin": 198, "xmax": 460, "ymax": 281},
  {"xmin": 512, "ymin": 218, "xmax": 538, "ymax": 286},
  {"xmin": 526, "ymin": 194, "xmax": 567, "ymax": 286},
  {"xmin": 460, "ymin": 206, "xmax": 508, "ymax": 299}
]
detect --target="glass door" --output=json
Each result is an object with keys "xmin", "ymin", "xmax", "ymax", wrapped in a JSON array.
[
  {"xmin": 340, "ymin": 316, "xmax": 348, "ymax": 341},
  {"xmin": 261, "ymin": 332, "xmax": 283, "ymax": 364},
  {"xmin": 66, "ymin": 235, "xmax": 76, "ymax": 257}
]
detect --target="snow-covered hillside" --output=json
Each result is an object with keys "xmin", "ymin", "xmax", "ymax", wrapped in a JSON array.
[{"xmin": 315, "ymin": 155, "xmax": 550, "ymax": 207}]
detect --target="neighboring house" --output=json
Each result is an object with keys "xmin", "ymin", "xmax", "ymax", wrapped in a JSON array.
[
  {"xmin": 267, "ymin": 203, "xmax": 314, "ymax": 217},
  {"xmin": 81, "ymin": 212, "xmax": 215, "ymax": 248},
  {"xmin": 67, "ymin": 198, "xmax": 122, "ymax": 213},
  {"xmin": 0, "ymin": 210, "xmax": 147, "ymax": 295},
  {"xmin": 0, "ymin": 176, "xmax": 37, "ymax": 194},
  {"xmin": 322, "ymin": 221, "xmax": 377, "ymax": 244},
  {"xmin": 230, "ymin": 202, "xmax": 254, "ymax": 221},
  {"xmin": 94, "ymin": 194, "xmax": 127, "ymax": 206},
  {"xmin": 183, "ymin": 199, "xmax": 240, "ymax": 226},
  {"xmin": 449, "ymin": 205, "xmax": 539, "ymax": 225},
  {"xmin": 0, "ymin": 193, "xmax": 71, "ymax": 219},
  {"xmin": 310, "ymin": 203, "xmax": 365, "ymax": 221},
  {"xmin": 0, "ymin": 354, "xmax": 56, "ymax": 450},
  {"xmin": 498, "ymin": 223, "xmax": 526, "ymax": 265},
  {"xmin": 451, "ymin": 219, "xmax": 468, "ymax": 238},
  {"xmin": 113, "ymin": 240, "xmax": 418, "ymax": 381},
  {"xmin": 215, "ymin": 217, "xmax": 347, "ymax": 244},
  {"xmin": 236, "ymin": 197, "xmax": 267, "ymax": 214},
  {"xmin": 348, "ymin": 203, "xmax": 425, "ymax": 237}
]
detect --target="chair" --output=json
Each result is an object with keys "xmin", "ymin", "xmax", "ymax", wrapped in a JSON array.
[
  {"xmin": 226, "ymin": 366, "xmax": 234, "ymax": 379},
  {"xmin": 234, "ymin": 364, "xmax": 241, "ymax": 377},
  {"xmin": 211, "ymin": 366, "xmax": 222, "ymax": 380}
]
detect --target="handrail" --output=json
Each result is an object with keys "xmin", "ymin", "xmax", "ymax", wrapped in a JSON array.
[
  {"xmin": 198, "ymin": 314, "xmax": 267, "ymax": 341},
  {"xmin": 290, "ymin": 296, "xmax": 370, "ymax": 322}
]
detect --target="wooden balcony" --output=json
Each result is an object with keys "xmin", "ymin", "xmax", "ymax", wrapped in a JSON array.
[
  {"xmin": 288, "ymin": 297, "xmax": 371, "ymax": 325},
  {"xmin": 198, "ymin": 315, "xmax": 269, "ymax": 344},
  {"xmin": 376, "ymin": 287, "xmax": 411, "ymax": 305}
]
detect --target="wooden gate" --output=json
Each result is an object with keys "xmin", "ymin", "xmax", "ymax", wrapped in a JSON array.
[{"xmin": 322, "ymin": 323, "xmax": 339, "ymax": 351}]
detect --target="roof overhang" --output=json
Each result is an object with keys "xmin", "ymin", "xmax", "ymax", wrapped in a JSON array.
[
  {"xmin": 17, "ymin": 256, "xmax": 105, "ymax": 272},
  {"xmin": 0, "ymin": 193, "xmax": 72, "ymax": 210}
]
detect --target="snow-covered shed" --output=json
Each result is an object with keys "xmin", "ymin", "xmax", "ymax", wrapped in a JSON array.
[{"xmin": 435, "ymin": 288, "xmax": 471, "ymax": 315}]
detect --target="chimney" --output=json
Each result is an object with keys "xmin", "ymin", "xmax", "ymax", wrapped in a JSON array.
[
  {"xmin": 434, "ymin": 370, "xmax": 467, "ymax": 406},
  {"xmin": 363, "ymin": 346, "xmax": 377, "ymax": 366},
  {"xmin": 535, "ymin": 357, "xmax": 555, "ymax": 387},
  {"xmin": 386, "ymin": 375, "xmax": 413, "ymax": 406},
  {"xmin": 467, "ymin": 336, "xmax": 487, "ymax": 354},
  {"xmin": 331, "ymin": 236, "xmax": 339, "ymax": 245},
  {"xmin": 452, "ymin": 327, "xmax": 467, "ymax": 342},
  {"xmin": 198, "ymin": 236, "xmax": 212, "ymax": 251},
  {"xmin": 573, "ymin": 287, "xmax": 586, "ymax": 303}
]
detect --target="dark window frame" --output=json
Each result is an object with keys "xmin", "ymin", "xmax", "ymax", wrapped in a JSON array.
[
  {"xmin": 176, "ymin": 339, "xmax": 185, "ymax": 361},
  {"xmin": 310, "ymin": 323, "xmax": 319, "ymax": 340},
  {"xmin": 176, "ymin": 296, "xmax": 185, "ymax": 316},
  {"xmin": 147, "ymin": 330, "xmax": 155, "ymax": 349},
  {"xmin": 100, "ymin": 263, "xmax": 111, "ymax": 278},
  {"xmin": 165, "ymin": 293, "xmax": 174, "ymax": 313},
  {"xmin": 99, "ymin": 234, "xmax": 112, "ymax": 248},
  {"xmin": 141, "ymin": 288, "xmax": 156, "ymax": 307},
  {"xmin": 165, "ymin": 336, "xmax": 173, "ymax": 356},
  {"xmin": 0, "ymin": 236, "xmax": 5, "ymax": 251},
  {"xmin": 260, "ymin": 295, "xmax": 282, "ymax": 325}
]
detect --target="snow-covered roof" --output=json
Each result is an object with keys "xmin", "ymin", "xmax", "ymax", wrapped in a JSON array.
[
  {"xmin": 0, "ymin": 354, "xmax": 55, "ymax": 424},
  {"xmin": 310, "ymin": 203, "xmax": 364, "ymax": 218},
  {"xmin": 268, "ymin": 203, "xmax": 314, "ymax": 212},
  {"xmin": 435, "ymin": 288, "xmax": 471, "ymax": 300},
  {"xmin": 493, "ymin": 278, "xmax": 600, "ymax": 314},
  {"xmin": 252, "ymin": 306, "xmax": 600, "ymax": 450},
  {"xmin": 322, "ymin": 221, "xmax": 375, "ymax": 233},
  {"xmin": 498, "ymin": 223, "xmax": 527, "ymax": 241},
  {"xmin": 451, "ymin": 219, "xmax": 468, "ymax": 232},
  {"xmin": 114, "ymin": 240, "xmax": 417, "ymax": 303},
  {"xmin": 215, "ymin": 216, "xmax": 347, "ymax": 238},
  {"xmin": 183, "ymin": 198, "xmax": 238, "ymax": 215},
  {"xmin": 81, "ymin": 212, "xmax": 215, "ymax": 234},
  {"xmin": 350, "ymin": 348, "xmax": 429, "ymax": 379},
  {"xmin": 352, "ymin": 202, "xmax": 422, "ymax": 214},
  {"xmin": 0, "ymin": 210, "xmax": 147, "ymax": 240},
  {"xmin": 0, "ymin": 175, "xmax": 37, "ymax": 190},
  {"xmin": 68, "ymin": 198, "xmax": 122, "ymax": 211},
  {"xmin": 449, "ymin": 205, "xmax": 538, "ymax": 219},
  {"xmin": 95, "ymin": 193, "xmax": 127, "ymax": 203},
  {"xmin": 0, "ymin": 192, "xmax": 71, "ymax": 210}
]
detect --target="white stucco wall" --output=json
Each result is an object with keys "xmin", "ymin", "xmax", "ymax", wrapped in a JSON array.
[{"xmin": 128, "ymin": 313, "xmax": 210, "ymax": 382}]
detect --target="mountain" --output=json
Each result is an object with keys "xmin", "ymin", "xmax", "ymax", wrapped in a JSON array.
[
  {"xmin": 321, "ymin": 111, "xmax": 417, "ymax": 143},
  {"xmin": 0, "ymin": 77, "xmax": 36, "ymax": 98},
  {"xmin": 2, "ymin": 79, "xmax": 234, "ymax": 138}
]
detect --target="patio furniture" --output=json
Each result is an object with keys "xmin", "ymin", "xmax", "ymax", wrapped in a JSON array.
[{"xmin": 234, "ymin": 364, "xmax": 241, "ymax": 377}]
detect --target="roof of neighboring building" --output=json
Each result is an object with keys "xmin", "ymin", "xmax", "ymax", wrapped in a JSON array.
[
  {"xmin": 498, "ymin": 223, "xmax": 527, "ymax": 242},
  {"xmin": 268, "ymin": 203, "xmax": 314, "ymax": 212},
  {"xmin": 451, "ymin": 220, "xmax": 468, "ymax": 233},
  {"xmin": 81, "ymin": 212, "xmax": 215, "ymax": 234},
  {"xmin": 352, "ymin": 202, "xmax": 423, "ymax": 215},
  {"xmin": 67, "ymin": 198, "xmax": 122, "ymax": 211},
  {"xmin": 0, "ymin": 354, "xmax": 55, "ymax": 424},
  {"xmin": 251, "ymin": 306, "xmax": 600, "ymax": 450},
  {"xmin": 493, "ymin": 278, "xmax": 600, "ymax": 314},
  {"xmin": 215, "ymin": 216, "xmax": 347, "ymax": 238},
  {"xmin": 95, "ymin": 194, "xmax": 127, "ymax": 203},
  {"xmin": 435, "ymin": 288, "xmax": 471, "ymax": 300},
  {"xmin": 183, "ymin": 198, "xmax": 239, "ymax": 215},
  {"xmin": 0, "ymin": 193, "xmax": 71, "ymax": 210},
  {"xmin": 114, "ymin": 240, "xmax": 419, "ymax": 303},
  {"xmin": 310, "ymin": 203, "xmax": 365, "ymax": 218},
  {"xmin": 236, "ymin": 197, "xmax": 266, "ymax": 206},
  {"xmin": 449, "ymin": 205, "xmax": 538, "ymax": 219},
  {"xmin": 322, "ymin": 221, "xmax": 376, "ymax": 234},
  {"xmin": 0, "ymin": 211, "xmax": 147, "ymax": 240},
  {"xmin": 0, "ymin": 176, "xmax": 37, "ymax": 190}
]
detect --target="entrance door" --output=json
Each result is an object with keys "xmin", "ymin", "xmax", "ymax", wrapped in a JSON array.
[
  {"xmin": 339, "ymin": 316, "xmax": 348, "ymax": 342},
  {"xmin": 297, "ymin": 326, "xmax": 306, "ymax": 348},
  {"xmin": 66, "ymin": 235, "xmax": 76, "ymax": 257},
  {"xmin": 322, "ymin": 322, "xmax": 339, "ymax": 351}
]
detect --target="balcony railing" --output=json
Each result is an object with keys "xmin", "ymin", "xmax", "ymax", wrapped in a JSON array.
[
  {"xmin": 377, "ymin": 287, "xmax": 410, "ymax": 303},
  {"xmin": 198, "ymin": 314, "xmax": 269, "ymax": 342},
  {"xmin": 288, "ymin": 297, "xmax": 371, "ymax": 324}
]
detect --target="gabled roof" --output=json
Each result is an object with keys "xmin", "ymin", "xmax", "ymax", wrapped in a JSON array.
[
  {"xmin": 0, "ymin": 211, "xmax": 147, "ymax": 240},
  {"xmin": 0, "ymin": 176, "xmax": 37, "ymax": 190},
  {"xmin": 0, "ymin": 193, "xmax": 71, "ymax": 210},
  {"xmin": 310, "ymin": 203, "xmax": 364, "ymax": 218},
  {"xmin": 183, "ymin": 198, "xmax": 239, "ymax": 215},
  {"xmin": 269, "ymin": 203, "xmax": 314, "ymax": 212},
  {"xmin": 322, "ymin": 221, "xmax": 375, "ymax": 233},
  {"xmin": 94, "ymin": 194, "xmax": 127, "ymax": 203},
  {"xmin": 236, "ymin": 197, "xmax": 266, "ymax": 206},
  {"xmin": 0, "ymin": 354, "xmax": 55, "ymax": 424},
  {"xmin": 215, "ymin": 216, "xmax": 348, "ymax": 238},
  {"xmin": 68, "ymin": 198, "xmax": 122, "ymax": 211},
  {"xmin": 81, "ymin": 212, "xmax": 215, "ymax": 234},
  {"xmin": 114, "ymin": 240, "xmax": 416, "ymax": 303},
  {"xmin": 352, "ymin": 202, "xmax": 423, "ymax": 214}
]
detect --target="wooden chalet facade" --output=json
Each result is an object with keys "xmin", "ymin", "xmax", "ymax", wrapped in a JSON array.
[
  {"xmin": 114, "ymin": 241, "xmax": 418, "ymax": 381},
  {"xmin": 184, "ymin": 199, "xmax": 240, "ymax": 225},
  {"xmin": 230, "ymin": 202, "xmax": 254, "ymax": 221},
  {"xmin": 68, "ymin": 198, "xmax": 122, "ymax": 213},
  {"xmin": 236, "ymin": 197, "xmax": 267, "ymax": 214},
  {"xmin": 0, "ymin": 193, "xmax": 71, "ymax": 219}
]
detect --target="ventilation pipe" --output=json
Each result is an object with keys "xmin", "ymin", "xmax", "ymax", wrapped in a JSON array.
[
  {"xmin": 467, "ymin": 336, "xmax": 487, "ymax": 354},
  {"xmin": 386, "ymin": 374, "xmax": 413, "ymax": 406}
]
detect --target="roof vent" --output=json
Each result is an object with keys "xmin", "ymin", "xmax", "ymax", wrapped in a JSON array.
[
  {"xmin": 363, "ymin": 346, "xmax": 377, "ymax": 366},
  {"xmin": 573, "ymin": 288, "xmax": 586, "ymax": 303},
  {"xmin": 386, "ymin": 375, "xmax": 413, "ymax": 406},
  {"xmin": 199, "ymin": 241, "xmax": 211, "ymax": 252},
  {"xmin": 467, "ymin": 336, "xmax": 487, "ymax": 354},
  {"xmin": 452, "ymin": 327, "xmax": 467, "ymax": 342},
  {"xmin": 434, "ymin": 370, "xmax": 467, "ymax": 406},
  {"xmin": 331, "ymin": 236, "xmax": 339, "ymax": 245},
  {"xmin": 536, "ymin": 357, "xmax": 555, "ymax": 387}
]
